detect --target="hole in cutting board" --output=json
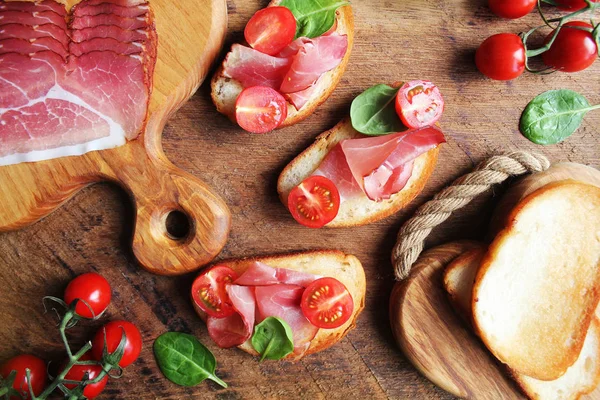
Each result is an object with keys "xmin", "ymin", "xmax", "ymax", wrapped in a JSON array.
[{"xmin": 165, "ymin": 210, "xmax": 191, "ymax": 240}]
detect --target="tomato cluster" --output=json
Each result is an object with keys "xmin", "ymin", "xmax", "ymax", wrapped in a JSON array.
[
  {"xmin": 0, "ymin": 273, "xmax": 142, "ymax": 400},
  {"xmin": 476, "ymin": 0, "xmax": 599, "ymax": 80}
]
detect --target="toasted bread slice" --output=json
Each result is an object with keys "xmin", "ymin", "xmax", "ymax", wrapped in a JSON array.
[
  {"xmin": 277, "ymin": 118, "xmax": 440, "ymax": 227},
  {"xmin": 210, "ymin": 0, "xmax": 354, "ymax": 128},
  {"xmin": 472, "ymin": 181, "xmax": 600, "ymax": 380},
  {"xmin": 444, "ymin": 248, "xmax": 600, "ymax": 400},
  {"xmin": 443, "ymin": 246, "xmax": 486, "ymax": 324},
  {"xmin": 194, "ymin": 250, "xmax": 366, "ymax": 361}
]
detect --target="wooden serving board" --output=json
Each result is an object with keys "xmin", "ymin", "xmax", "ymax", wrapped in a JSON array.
[
  {"xmin": 390, "ymin": 241, "xmax": 600, "ymax": 399},
  {"xmin": 0, "ymin": 0, "xmax": 230, "ymax": 275}
]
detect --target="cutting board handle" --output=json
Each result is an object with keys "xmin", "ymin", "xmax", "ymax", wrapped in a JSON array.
[{"xmin": 112, "ymin": 146, "xmax": 231, "ymax": 275}]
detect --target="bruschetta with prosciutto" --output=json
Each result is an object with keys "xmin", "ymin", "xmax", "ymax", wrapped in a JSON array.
[
  {"xmin": 192, "ymin": 250, "xmax": 366, "ymax": 361},
  {"xmin": 211, "ymin": 0, "xmax": 354, "ymax": 133},
  {"xmin": 278, "ymin": 81, "xmax": 446, "ymax": 227}
]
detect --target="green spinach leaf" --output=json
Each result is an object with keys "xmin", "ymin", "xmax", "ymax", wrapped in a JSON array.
[
  {"xmin": 154, "ymin": 332, "xmax": 227, "ymax": 388},
  {"xmin": 251, "ymin": 317, "xmax": 294, "ymax": 361},
  {"xmin": 350, "ymin": 84, "xmax": 406, "ymax": 135},
  {"xmin": 280, "ymin": 0, "xmax": 350, "ymax": 39},
  {"xmin": 520, "ymin": 89, "xmax": 599, "ymax": 145}
]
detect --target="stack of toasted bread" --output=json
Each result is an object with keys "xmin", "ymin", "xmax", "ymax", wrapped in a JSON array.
[{"xmin": 443, "ymin": 163, "xmax": 600, "ymax": 399}]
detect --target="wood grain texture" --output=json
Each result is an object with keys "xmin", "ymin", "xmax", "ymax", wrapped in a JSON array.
[
  {"xmin": 0, "ymin": 0, "xmax": 599, "ymax": 399},
  {"xmin": 0, "ymin": 0, "xmax": 231, "ymax": 275}
]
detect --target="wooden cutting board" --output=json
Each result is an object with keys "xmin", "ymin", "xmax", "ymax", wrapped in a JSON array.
[
  {"xmin": 390, "ymin": 241, "xmax": 600, "ymax": 399},
  {"xmin": 0, "ymin": 0, "xmax": 230, "ymax": 275}
]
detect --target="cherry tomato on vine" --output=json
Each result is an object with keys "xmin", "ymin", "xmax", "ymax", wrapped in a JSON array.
[
  {"xmin": 542, "ymin": 21, "xmax": 598, "ymax": 73},
  {"xmin": 0, "ymin": 355, "xmax": 47, "ymax": 399},
  {"xmin": 555, "ymin": 0, "xmax": 598, "ymax": 11},
  {"xmin": 395, "ymin": 80, "xmax": 444, "ymax": 129},
  {"xmin": 64, "ymin": 272, "xmax": 112, "ymax": 319},
  {"xmin": 476, "ymin": 33, "xmax": 526, "ymax": 80},
  {"xmin": 91, "ymin": 320, "xmax": 142, "ymax": 368},
  {"xmin": 63, "ymin": 353, "xmax": 108, "ymax": 399},
  {"xmin": 244, "ymin": 6, "xmax": 297, "ymax": 56},
  {"xmin": 287, "ymin": 176, "xmax": 340, "ymax": 228},
  {"xmin": 235, "ymin": 86, "xmax": 288, "ymax": 133},
  {"xmin": 192, "ymin": 265, "xmax": 238, "ymax": 318},
  {"xmin": 301, "ymin": 277, "xmax": 354, "ymax": 329},
  {"xmin": 489, "ymin": 0, "xmax": 537, "ymax": 18}
]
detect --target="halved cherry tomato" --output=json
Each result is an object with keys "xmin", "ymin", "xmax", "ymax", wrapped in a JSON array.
[
  {"xmin": 191, "ymin": 265, "xmax": 238, "ymax": 318},
  {"xmin": 244, "ymin": 6, "xmax": 297, "ymax": 56},
  {"xmin": 91, "ymin": 320, "xmax": 142, "ymax": 368},
  {"xmin": 235, "ymin": 86, "xmax": 288, "ymax": 133},
  {"xmin": 0, "ymin": 355, "xmax": 47, "ymax": 400},
  {"xmin": 64, "ymin": 272, "xmax": 112, "ymax": 319},
  {"xmin": 287, "ymin": 176, "xmax": 340, "ymax": 228},
  {"xmin": 476, "ymin": 33, "xmax": 526, "ymax": 80},
  {"xmin": 63, "ymin": 353, "xmax": 108, "ymax": 399},
  {"xmin": 395, "ymin": 80, "xmax": 444, "ymax": 128},
  {"xmin": 542, "ymin": 21, "xmax": 598, "ymax": 73},
  {"xmin": 488, "ymin": 0, "xmax": 537, "ymax": 18},
  {"xmin": 555, "ymin": 0, "xmax": 598, "ymax": 10},
  {"xmin": 301, "ymin": 277, "xmax": 353, "ymax": 329}
]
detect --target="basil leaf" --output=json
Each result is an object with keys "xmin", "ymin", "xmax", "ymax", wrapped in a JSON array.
[
  {"xmin": 154, "ymin": 332, "xmax": 227, "ymax": 388},
  {"xmin": 280, "ymin": 0, "xmax": 350, "ymax": 39},
  {"xmin": 520, "ymin": 89, "xmax": 595, "ymax": 145},
  {"xmin": 251, "ymin": 317, "xmax": 294, "ymax": 361},
  {"xmin": 350, "ymin": 84, "xmax": 407, "ymax": 135}
]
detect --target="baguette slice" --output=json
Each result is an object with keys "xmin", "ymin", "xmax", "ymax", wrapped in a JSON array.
[
  {"xmin": 277, "ymin": 118, "xmax": 440, "ymax": 227},
  {"xmin": 210, "ymin": 0, "xmax": 354, "ymax": 128},
  {"xmin": 194, "ymin": 250, "xmax": 366, "ymax": 361},
  {"xmin": 443, "ymin": 249, "xmax": 600, "ymax": 400},
  {"xmin": 472, "ymin": 181, "xmax": 600, "ymax": 380}
]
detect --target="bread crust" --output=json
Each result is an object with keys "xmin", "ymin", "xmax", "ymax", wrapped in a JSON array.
[
  {"xmin": 210, "ymin": 2, "xmax": 354, "ymax": 127},
  {"xmin": 277, "ymin": 117, "xmax": 440, "ymax": 227},
  {"xmin": 472, "ymin": 181, "xmax": 600, "ymax": 381},
  {"xmin": 193, "ymin": 250, "xmax": 366, "ymax": 361}
]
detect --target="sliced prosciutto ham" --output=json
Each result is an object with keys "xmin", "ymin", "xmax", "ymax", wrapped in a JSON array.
[
  {"xmin": 255, "ymin": 285, "xmax": 319, "ymax": 356},
  {"xmin": 223, "ymin": 44, "xmax": 293, "ymax": 89},
  {"xmin": 73, "ymin": 3, "xmax": 149, "ymax": 18},
  {"xmin": 279, "ymin": 34, "xmax": 348, "ymax": 94},
  {"xmin": 71, "ymin": 25, "xmax": 150, "ymax": 43},
  {"xmin": 234, "ymin": 262, "xmax": 320, "ymax": 287},
  {"xmin": 0, "ymin": 0, "xmax": 157, "ymax": 166},
  {"xmin": 313, "ymin": 127, "xmax": 446, "ymax": 202},
  {"xmin": 207, "ymin": 285, "xmax": 256, "ymax": 348}
]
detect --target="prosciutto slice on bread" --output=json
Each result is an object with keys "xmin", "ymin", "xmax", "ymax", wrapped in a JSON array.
[{"xmin": 0, "ymin": 0, "xmax": 157, "ymax": 166}]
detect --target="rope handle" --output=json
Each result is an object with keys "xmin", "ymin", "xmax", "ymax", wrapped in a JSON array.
[{"xmin": 391, "ymin": 151, "xmax": 551, "ymax": 280}]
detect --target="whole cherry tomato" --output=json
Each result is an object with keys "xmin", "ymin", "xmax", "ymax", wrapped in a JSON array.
[
  {"xmin": 0, "ymin": 355, "xmax": 47, "ymax": 399},
  {"xmin": 555, "ymin": 0, "xmax": 598, "ymax": 11},
  {"xmin": 64, "ymin": 272, "xmax": 112, "ymax": 319},
  {"xmin": 489, "ymin": 0, "xmax": 537, "ymax": 18},
  {"xmin": 63, "ymin": 353, "xmax": 108, "ymax": 399},
  {"xmin": 476, "ymin": 33, "xmax": 526, "ymax": 80},
  {"xmin": 542, "ymin": 21, "xmax": 598, "ymax": 73},
  {"xmin": 91, "ymin": 320, "xmax": 142, "ymax": 368}
]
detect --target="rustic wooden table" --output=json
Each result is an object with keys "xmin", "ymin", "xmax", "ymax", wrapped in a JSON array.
[{"xmin": 1, "ymin": 0, "xmax": 599, "ymax": 398}]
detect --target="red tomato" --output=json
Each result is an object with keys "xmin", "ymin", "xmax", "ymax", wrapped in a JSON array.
[
  {"xmin": 91, "ymin": 320, "xmax": 142, "ymax": 368},
  {"xmin": 191, "ymin": 265, "xmax": 238, "ymax": 318},
  {"xmin": 301, "ymin": 277, "xmax": 353, "ymax": 329},
  {"xmin": 395, "ymin": 80, "xmax": 444, "ymax": 129},
  {"xmin": 476, "ymin": 33, "xmax": 526, "ymax": 80},
  {"xmin": 555, "ymin": 0, "xmax": 598, "ymax": 10},
  {"xmin": 244, "ymin": 6, "xmax": 297, "ymax": 56},
  {"xmin": 0, "ymin": 355, "xmax": 47, "ymax": 400},
  {"xmin": 235, "ymin": 86, "xmax": 288, "ymax": 133},
  {"xmin": 63, "ymin": 353, "xmax": 108, "ymax": 399},
  {"xmin": 287, "ymin": 176, "xmax": 340, "ymax": 228},
  {"xmin": 488, "ymin": 0, "xmax": 537, "ymax": 18},
  {"xmin": 542, "ymin": 21, "xmax": 598, "ymax": 73},
  {"xmin": 64, "ymin": 272, "xmax": 112, "ymax": 319}
]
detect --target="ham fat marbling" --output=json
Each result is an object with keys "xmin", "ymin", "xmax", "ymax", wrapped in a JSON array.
[{"xmin": 0, "ymin": 0, "xmax": 157, "ymax": 166}]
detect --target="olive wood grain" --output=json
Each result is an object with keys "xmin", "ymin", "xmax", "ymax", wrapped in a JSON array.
[{"xmin": 0, "ymin": 0, "xmax": 230, "ymax": 275}]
